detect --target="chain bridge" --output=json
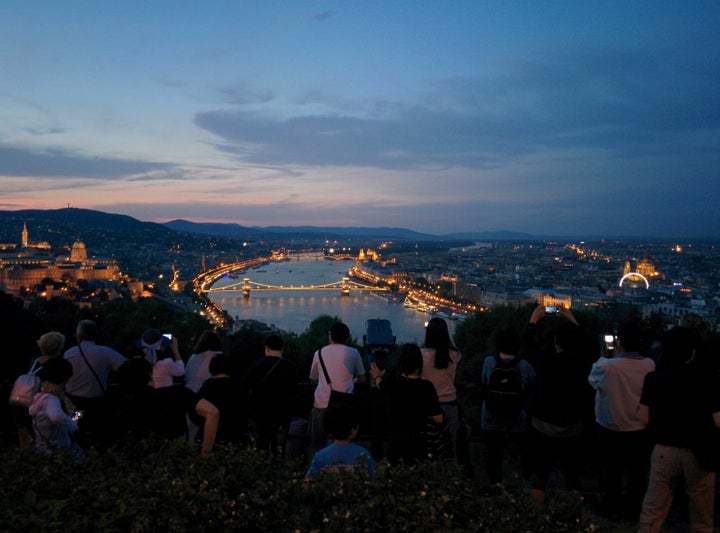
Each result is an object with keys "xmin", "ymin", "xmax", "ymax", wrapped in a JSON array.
[{"xmin": 202, "ymin": 276, "xmax": 387, "ymax": 297}]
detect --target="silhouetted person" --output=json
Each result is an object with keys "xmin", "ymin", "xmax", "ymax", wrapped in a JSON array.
[
  {"xmin": 588, "ymin": 318, "xmax": 655, "ymax": 521},
  {"xmin": 638, "ymin": 327, "xmax": 720, "ymax": 533},
  {"xmin": 244, "ymin": 334, "xmax": 298, "ymax": 458},
  {"xmin": 308, "ymin": 322, "xmax": 365, "ymax": 456},
  {"xmin": 63, "ymin": 320, "xmax": 126, "ymax": 447}
]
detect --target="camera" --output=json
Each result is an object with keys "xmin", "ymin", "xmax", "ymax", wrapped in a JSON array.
[
  {"xmin": 601, "ymin": 333, "xmax": 617, "ymax": 355},
  {"xmin": 545, "ymin": 306, "xmax": 558, "ymax": 314}
]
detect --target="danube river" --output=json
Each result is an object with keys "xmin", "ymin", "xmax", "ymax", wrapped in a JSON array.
[{"xmin": 208, "ymin": 257, "xmax": 456, "ymax": 344}]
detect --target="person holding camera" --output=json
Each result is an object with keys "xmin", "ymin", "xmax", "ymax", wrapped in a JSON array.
[
  {"xmin": 588, "ymin": 318, "xmax": 655, "ymax": 521},
  {"xmin": 524, "ymin": 305, "xmax": 593, "ymax": 504}
]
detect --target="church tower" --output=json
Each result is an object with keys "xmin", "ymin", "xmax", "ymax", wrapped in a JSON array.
[{"xmin": 21, "ymin": 223, "xmax": 28, "ymax": 248}]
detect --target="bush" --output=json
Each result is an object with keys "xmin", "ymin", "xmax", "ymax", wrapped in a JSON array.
[{"xmin": 0, "ymin": 440, "xmax": 595, "ymax": 532}]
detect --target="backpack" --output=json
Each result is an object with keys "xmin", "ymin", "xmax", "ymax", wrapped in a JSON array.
[
  {"xmin": 485, "ymin": 354, "xmax": 524, "ymax": 416},
  {"xmin": 8, "ymin": 372, "xmax": 41, "ymax": 407}
]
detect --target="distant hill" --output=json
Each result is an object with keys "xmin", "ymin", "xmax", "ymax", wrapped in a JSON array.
[
  {"xmin": 1, "ymin": 208, "xmax": 546, "ymax": 247},
  {"xmin": 0, "ymin": 208, "xmax": 177, "ymax": 248},
  {"xmin": 164, "ymin": 220, "xmax": 444, "ymax": 241},
  {"xmin": 443, "ymin": 230, "xmax": 540, "ymax": 241},
  {"xmin": 164, "ymin": 219, "xmax": 263, "ymax": 238}
]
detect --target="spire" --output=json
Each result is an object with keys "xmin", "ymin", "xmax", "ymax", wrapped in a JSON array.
[{"xmin": 21, "ymin": 222, "xmax": 28, "ymax": 248}]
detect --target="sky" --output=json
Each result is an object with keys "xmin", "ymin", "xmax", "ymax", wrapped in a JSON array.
[{"xmin": 1, "ymin": 1, "xmax": 719, "ymax": 238}]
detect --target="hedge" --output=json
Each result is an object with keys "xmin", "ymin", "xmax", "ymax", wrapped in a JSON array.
[{"xmin": 0, "ymin": 439, "xmax": 595, "ymax": 532}]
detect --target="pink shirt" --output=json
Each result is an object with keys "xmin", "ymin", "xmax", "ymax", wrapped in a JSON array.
[
  {"xmin": 152, "ymin": 358, "xmax": 185, "ymax": 388},
  {"xmin": 421, "ymin": 348, "xmax": 461, "ymax": 402}
]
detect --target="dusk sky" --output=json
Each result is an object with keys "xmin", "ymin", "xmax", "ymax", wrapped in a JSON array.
[{"xmin": 2, "ymin": 2, "xmax": 719, "ymax": 238}]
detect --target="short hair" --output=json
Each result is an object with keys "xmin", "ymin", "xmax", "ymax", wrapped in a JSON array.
[
  {"xmin": 617, "ymin": 319, "xmax": 643, "ymax": 352},
  {"xmin": 117, "ymin": 357, "xmax": 152, "ymax": 391},
  {"xmin": 36, "ymin": 331, "xmax": 65, "ymax": 358},
  {"xmin": 554, "ymin": 322, "xmax": 581, "ymax": 352},
  {"xmin": 494, "ymin": 326, "xmax": 520, "ymax": 355},
  {"xmin": 38, "ymin": 357, "xmax": 73, "ymax": 385},
  {"xmin": 76, "ymin": 320, "xmax": 98, "ymax": 341},
  {"xmin": 209, "ymin": 354, "xmax": 233, "ymax": 376},
  {"xmin": 192, "ymin": 330, "xmax": 222, "ymax": 353},
  {"xmin": 397, "ymin": 343, "xmax": 423, "ymax": 375},
  {"xmin": 326, "ymin": 403, "xmax": 360, "ymax": 440},
  {"xmin": 264, "ymin": 334, "xmax": 284, "ymax": 352},
  {"xmin": 329, "ymin": 322, "xmax": 350, "ymax": 344}
]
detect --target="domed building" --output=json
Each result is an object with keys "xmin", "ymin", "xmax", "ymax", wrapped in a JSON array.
[
  {"xmin": 70, "ymin": 241, "xmax": 88, "ymax": 263},
  {"xmin": 0, "ymin": 225, "xmax": 121, "ymax": 293}
]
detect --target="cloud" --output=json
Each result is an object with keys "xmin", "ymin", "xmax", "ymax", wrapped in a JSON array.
[
  {"xmin": 0, "ymin": 145, "xmax": 173, "ymax": 179},
  {"xmin": 194, "ymin": 44, "xmax": 720, "ymax": 177},
  {"xmin": 217, "ymin": 83, "xmax": 275, "ymax": 105},
  {"xmin": 311, "ymin": 11, "xmax": 334, "ymax": 22}
]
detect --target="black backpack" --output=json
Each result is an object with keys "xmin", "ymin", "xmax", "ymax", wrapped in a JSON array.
[{"xmin": 485, "ymin": 354, "xmax": 524, "ymax": 416}]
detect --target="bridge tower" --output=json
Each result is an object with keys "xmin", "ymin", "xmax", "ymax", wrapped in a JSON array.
[
  {"xmin": 242, "ymin": 278, "xmax": 251, "ymax": 298},
  {"xmin": 341, "ymin": 277, "xmax": 351, "ymax": 296}
]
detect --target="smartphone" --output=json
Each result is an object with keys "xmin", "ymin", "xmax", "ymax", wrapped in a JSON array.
[
  {"xmin": 163, "ymin": 333, "xmax": 172, "ymax": 340},
  {"xmin": 545, "ymin": 306, "xmax": 558, "ymax": 314}
]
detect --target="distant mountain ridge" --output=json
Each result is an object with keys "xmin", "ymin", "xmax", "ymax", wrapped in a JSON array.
[
  {"xmin": 1, "ymin": 208, "xmax": 539, "ymax": 244},
  {"xmin": 164, "ymin": 219, "xmax": 537, "ymax": 241}
]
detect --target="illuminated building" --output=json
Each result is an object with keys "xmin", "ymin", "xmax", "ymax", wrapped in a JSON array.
[{"xmin": 0, "ymin": 225, "xmax": 121, "ymax": 293}]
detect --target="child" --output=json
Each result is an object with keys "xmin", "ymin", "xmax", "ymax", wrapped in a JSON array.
[{"xmin": 305, "ymin": 403, "xmax": 376, "ymax": 478}]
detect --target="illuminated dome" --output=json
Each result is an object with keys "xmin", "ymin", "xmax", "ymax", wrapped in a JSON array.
[{"xmin": 70, "ymin": 241, "xmax": 88, "ymax": 262}]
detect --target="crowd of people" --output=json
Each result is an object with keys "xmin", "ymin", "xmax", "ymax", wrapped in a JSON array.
[{"xmin": 8, "ymin": 310, "xmax": 720, "ymax": 531}]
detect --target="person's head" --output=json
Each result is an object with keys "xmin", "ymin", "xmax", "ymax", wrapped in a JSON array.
[
  {"xmin": 264, "ymin": 334, "xmax": 284, "ymax": 354},
  {"xmin": 325, "ymin": 403, "xmax": 360, "ymax": 441},
  {"xmin": 209, "ymin": 354, "xmax": 233, "ymax": 376},
  {"xmin": 616, "ymin": 318, "xmax": 643, "ymax": 353},
  {"xmin": 678, "ymin": 313, "xmax": 709, "ymax": 341},
  {"xmin": 76, "ymin": 319, "xmax": 98, "ymax": 342},
  {"xmin": 494, "ymin": 326, "xmax": 520, "ymax": 356},
  {"xmin": 660, "ymin": 326, "xmax": 700, "ymax": 368},
  {"xmin": 192, "ymin": 330, "xmax": 223, "ymax": 353},
  {"xmin": 554, "ymin": 322, "xmax": 581, "ymax": 353},
  {"xmin": 424, "ymin": 317, "xmax": 451, "ymax": 348},
  {"xmin": 329, "ymin": 322, "xmax": 350, "ymax": 344},
  {"xmin": 36, "ymin": 331, "xmax": 65, "ymax": 358},
  {"xmin": 117, "ymin": 357, "xmax": 153, "ymax": 391},
  {"xmin": 424, "ymin": 317, "xmax": 454, "ymax": 369},
  {"xmin": 397, "ymin": 343, "xmax": 423, "ymax": 376},
  {"xmin": 38, "ymin": 357, "xmax": 73, "ymax": 385}
]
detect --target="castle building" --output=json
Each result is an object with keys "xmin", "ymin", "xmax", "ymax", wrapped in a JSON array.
[{"xmin": 0, "ymin": 225, "xmax": 121, "ymax": 294}]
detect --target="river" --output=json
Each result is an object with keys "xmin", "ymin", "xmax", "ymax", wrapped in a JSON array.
[{"xmin": 208, "ymin": 257, "xmax": 457, "ymax": 344}]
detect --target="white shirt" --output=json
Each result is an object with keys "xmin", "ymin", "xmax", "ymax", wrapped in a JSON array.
[
  {"xmin": 309, "ymin": 344, "xmax": 364, "ymax": 408},
  {"xmin": 588, "ymin": 353, "xmax": 655, "ymax": 431}
]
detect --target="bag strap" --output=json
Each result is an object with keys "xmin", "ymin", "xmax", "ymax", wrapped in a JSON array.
[
  {"xmin": 317, "ymin": 348, "xmax": 332, "ymax": 386},
  {"xmin": 28, "ymin": 357, "xmax": 42, "ymax": 374},
  {"xmin": 260, "ymin": 357, "xmax": 283, "ymax": 384},
  {"xmin": 77, "ymin": 343, "xmax": 106, "ymax": 393}
]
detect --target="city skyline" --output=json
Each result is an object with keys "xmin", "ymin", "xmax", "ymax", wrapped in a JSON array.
[{"xmin": 1, "ymin": 2, "xmax": 719, "ymax": 239}]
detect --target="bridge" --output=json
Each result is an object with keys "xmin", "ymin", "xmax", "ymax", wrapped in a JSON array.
[{"xmin": 202, "ymin": 276, "xmax": 388, "ymax": 297}]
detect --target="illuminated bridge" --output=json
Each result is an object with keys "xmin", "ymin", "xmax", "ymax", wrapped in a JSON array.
[{"xmin": 202, "ymin": 276, "xmax": 388, "ymax": 297}]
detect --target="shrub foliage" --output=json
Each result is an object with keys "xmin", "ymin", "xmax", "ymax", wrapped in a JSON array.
[{"xmin": 0, "ymin": 439, "xmax": 594, "ymax": 532}]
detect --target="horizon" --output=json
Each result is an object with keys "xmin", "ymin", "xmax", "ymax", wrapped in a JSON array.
[
  {"xmin": 1, "ymin": 3, "xmax": 719, "ymax": 239},
  {"xmin": 2, "ymin": 206, "xmax": 718, "ymax": 242}
]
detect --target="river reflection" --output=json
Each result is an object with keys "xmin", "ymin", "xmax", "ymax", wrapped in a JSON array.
[{"xmin": 208, "ymin": 258, "xmax": 456, "ymax": 343}]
